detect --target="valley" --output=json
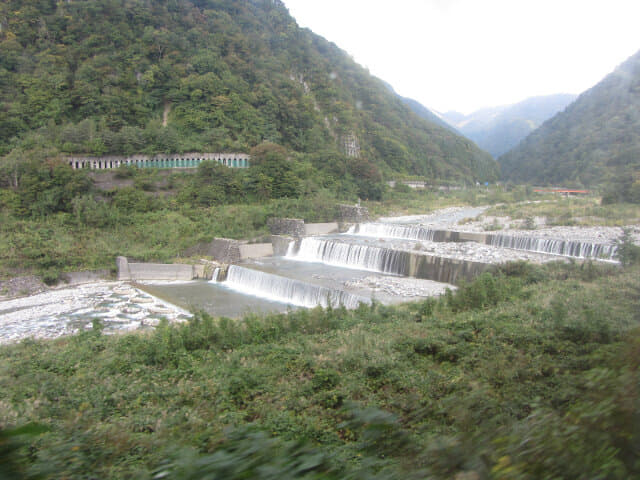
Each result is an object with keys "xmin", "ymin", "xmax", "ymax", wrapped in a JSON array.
[{"xmin": 1, "ymin": 0, "xmax": 639, "ymax": 478}]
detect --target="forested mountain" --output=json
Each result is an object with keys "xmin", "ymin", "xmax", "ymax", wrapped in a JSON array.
[
  {"xmin": 0, "ymin": 0, "xmax": 498, "ymax": 184},
  {"xmin": 442, "ymin": 94, "xmax": 577, "ymax": 158},
  {"xmin": 381, "ymin": 82, "xmax": 458, "ymax": 134},
  {"xmin": 499, "ymin": 50, "xmax": 640, "ymax": 192}
]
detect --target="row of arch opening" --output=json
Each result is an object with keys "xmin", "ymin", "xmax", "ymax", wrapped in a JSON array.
[{"xmin": 69, "ymin": 156, "xmax": 250, "ymax": 170}]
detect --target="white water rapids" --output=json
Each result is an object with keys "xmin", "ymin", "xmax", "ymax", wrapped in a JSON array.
[
  {"xmin": 288, "ymin": 237, "xmax": 409, "ymax": 275},
  {"xmin": 347, "ymin": 222, "xmax": 618, "ymax": 260},
  {"xmin": 215, "ymin": 265, "xmax": 369, "ymax": 309}
]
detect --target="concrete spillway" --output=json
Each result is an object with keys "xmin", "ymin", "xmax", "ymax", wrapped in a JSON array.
[
  {"xmin": 292, "ymin": 237, "xmax": 410, "ymax": 276},
  {"xmin": 486, "ymin": 233, "xmax": 617, "ymax": 259},
  {"xmin": 347, "ymin": 223, "xmax": 618, "ymax": 260},
  {"xmin": 347, "ymin": 223, "xmax": 437, "ymax": 242},
  {"xmin": 215, "ymin": 265, "xmax": 369, "ymax": 309},
  {"xmin": 287, "ymin": 237, "xmax": 491, "ymax": 285}
]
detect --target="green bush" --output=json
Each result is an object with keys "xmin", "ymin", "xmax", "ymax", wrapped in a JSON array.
[{"xmin": 616, "ymin": 229, "xmax": 640, "ymax": 266}]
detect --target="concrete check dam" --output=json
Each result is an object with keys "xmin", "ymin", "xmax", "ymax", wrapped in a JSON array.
[{"xmin": 137, "ymin": 207, "xmax": 619, "ymax": 317}]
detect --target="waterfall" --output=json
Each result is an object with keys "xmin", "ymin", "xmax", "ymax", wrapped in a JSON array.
[
  {"xmin": 219, "ymin": 265, "xmax": 369, "ymax": 309},
  {"xmin": 212, "ymin": 267, "xmax": 221, "ymax": 282},
  {"xmin": 488, "ymin": 234, "xmax": 618, "ymax": 259},
  {"xmin": 347, "ymin": 223, "xmax": 436, "ymax": 241},
  {"xmin": 288, "ymin": 237, "xmax": 409, "ymax": 275}
]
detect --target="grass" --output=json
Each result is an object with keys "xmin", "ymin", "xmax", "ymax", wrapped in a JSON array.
[
  {"xmin": 1, "ymin": 261, "xmax": 638, "ymax": 479},
  {"xmin": 0, "ymin": 186, "xmax": 515, "ymax": 281},
  {"xmin": 486, "ymin": 196, "xmax": 640, "ymax": 226},
  {"xmin": 364, "ymin": 184, "xmax": 543, "ymax": 219},
  {"xmin": 0, "ymin": 195, "xmax": 339, "ymax": 280}
]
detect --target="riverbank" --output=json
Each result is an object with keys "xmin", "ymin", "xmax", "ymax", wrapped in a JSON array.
[
  {"xmin": 0, "ymin": 281, "xmax": 190, "ymax": 344},
  {"xmin": 1, "ymin": 260, "xmax": 638, "ymax": 479}
]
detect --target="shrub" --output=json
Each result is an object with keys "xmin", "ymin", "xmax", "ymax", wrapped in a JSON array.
[{"xmin": 616, "ymin": 229, "xmax": 640, "ymax": 266}]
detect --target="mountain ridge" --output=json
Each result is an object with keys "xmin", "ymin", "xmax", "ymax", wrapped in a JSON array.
[
  {"xmin": 498, "ymin": 50, "xmax": 640, "ymax": 188},
  {"xmin": 442, "ymin": 94, "xmax": 577, "ymax": 158},
  {"xmin": 0, "ymin": 0, "xmax": 498, "ymax": 183}
]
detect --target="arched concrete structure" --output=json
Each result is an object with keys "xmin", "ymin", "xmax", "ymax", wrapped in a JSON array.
[{"xmin": 65, "ymin": 153, "xmax": 250, "ymax": 170}]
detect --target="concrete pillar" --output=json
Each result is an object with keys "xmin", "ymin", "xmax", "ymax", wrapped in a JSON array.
[{"xmin": 116, "ymin": 256, "xmax": 131, "ymax": 281}]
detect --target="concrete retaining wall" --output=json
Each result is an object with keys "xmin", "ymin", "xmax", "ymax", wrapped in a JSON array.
[
  {"xmin": 117, "ymin": 257, "xmax": 209, "ymax": 281},
  {"xmin": 239, "ymin": 243, "xmax": 273, "ymax": 259},
  {"xmin": 304, "ymin": 223, "xmax": 339, "ymax": 235},
  {"xmin": 408, "ymin": 254, "xmax": 493, "ymax": 284},
  {"xmin": 61, "ymin": 270, "xmax": 111, "ymax": 285},
  {"xmin": 431, "ymin": 230, "xmax": 490, "ymax": 244}
]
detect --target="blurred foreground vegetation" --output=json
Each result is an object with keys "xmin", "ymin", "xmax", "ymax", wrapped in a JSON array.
[{"xmin": 1, "ymin": 260, "xmax": 639, "ymax": 479}]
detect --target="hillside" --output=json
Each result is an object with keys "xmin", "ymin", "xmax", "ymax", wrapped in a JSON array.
[
  {"xmin": 498, "ymin": 50, "xmax": 640, "ymax": 187},
  {"xmin": 0, "ymin": 0, "xmax": 497, "ymax": 183},
  {"xmin": 381, "ymin": 82, "xmax": 458, "ymax": 134},
  {"xmin": 442, "ymin": 94, "xmax": 577, "ymax": 157}
]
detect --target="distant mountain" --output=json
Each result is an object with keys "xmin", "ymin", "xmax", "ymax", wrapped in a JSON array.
[
  {"xmin": 498, "ymin": 50, "xmax": 640, "ymax": 186},
  {"xmin": 443, "ymin": 94, "xmax": 577, "ymax": 157},
  {"xmin": 0, "ymin": 0, "xmax": 498, "ymax": 183},
  {"xmin": 381, "ymin": 82, "xmax": 460, "ymax": 134}
]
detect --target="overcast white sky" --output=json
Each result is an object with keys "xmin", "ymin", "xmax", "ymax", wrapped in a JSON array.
[{"xmin": 282, "ymin": 0, "xmax": 640, "ymax": 114}]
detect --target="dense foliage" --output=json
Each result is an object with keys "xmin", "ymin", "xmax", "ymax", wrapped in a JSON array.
[
  {"xmin": 498, "ymin": 50, "xmax": 640, "ymax": 191},
  {"xmin": 1, "ymin": 261, "xmax": 639, "ymax": 479},
  {"xmin": 0, "ymin": 162, "xmax": 351, "ymax": 281},
  {"xmin": 0, "ymin": 0, "xmax": 498, "ymax": 183}
]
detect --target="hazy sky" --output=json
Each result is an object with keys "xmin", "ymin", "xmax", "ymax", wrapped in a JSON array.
[{"xmin": 282, "ymin": 0, "xmax": 640, "ymax": 114}]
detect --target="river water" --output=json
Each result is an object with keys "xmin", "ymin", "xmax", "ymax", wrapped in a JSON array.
[{"xmin": 0, "ymin": 206, "xmax": 622, "ymax": 343}]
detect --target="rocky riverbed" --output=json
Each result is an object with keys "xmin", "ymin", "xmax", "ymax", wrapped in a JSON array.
[
  {"xmin": 0, "ymin": 282, "xmax": 190, "ymax": 344},
  {"xmin": 457, "ymin": 215, "xmax": 636, "ymax": 244},
  {"xmin": 0, "ymin": 275, "xmax": 48, "ymax": 300},
  {"xmin": 2, "ymin": 205, "xmax": 637, "ymax": 345},
  {"xmin": 343, "ymin": 275, "xmax": 454, "ymax": 300},
  {"xmin": 389, "ymin": 205, "xmax": 639, "ymax": 245}
]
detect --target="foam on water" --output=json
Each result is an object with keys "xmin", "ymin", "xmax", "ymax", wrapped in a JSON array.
[
  {"xmin": 287, "ymin": 237, "xmax": 409, "ymax": 275},
  {"xmin": 216, "ymin": 265, "xmax": 369, "ymax": 309}
]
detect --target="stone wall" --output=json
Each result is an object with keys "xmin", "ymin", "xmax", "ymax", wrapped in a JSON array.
[
  {"xmin": 267, "ymin": 218, "xmax": 305, "ymax": 236},
  {"xmin": 271, "ymin": 235, "xmax": 295, "ymax": 256},
  {"xmin": 184, "ymin": 238, "xmax": 275, "ymax": 262},
  {"xmin": 338, "ymin": 204, "xmax": 370, "ymax": 223},
  {"xmin": 183, "ymin": 238, "xmax": 242, "ymax": 264},
  {"xmin": 208, "ymin": 238, "xmax": 242, "ymax": 264}
]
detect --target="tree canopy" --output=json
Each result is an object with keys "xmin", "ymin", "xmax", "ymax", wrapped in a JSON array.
[{"xmin": 0, "ymin": 0, "xmax": 498, "ymax": 184}]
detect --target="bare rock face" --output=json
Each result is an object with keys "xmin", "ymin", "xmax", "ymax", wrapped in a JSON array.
[{"xmin": 0, "ymin": 276, "xmax": 48, "ymax": 300}]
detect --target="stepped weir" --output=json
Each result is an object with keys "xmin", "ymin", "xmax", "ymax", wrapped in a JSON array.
[
  {"xmin": 285, "ymin": 237, "xmax": 492, "ymax": 285},
  {"xmin": 347, "ymin": 223, "xmax": 618, "ymax": 260},
  {"xmin": 130, "ymin": 208, "xmax": 620, "ymax": 316},
  {"xmin": 215, "ymin": 265, "xmax": 369, "ymax": 309}
]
